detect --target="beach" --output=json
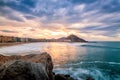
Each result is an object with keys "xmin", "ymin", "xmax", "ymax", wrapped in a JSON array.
[{"xmin": 0, "ymin": 42, "xmax": 30, "ymax": 47}]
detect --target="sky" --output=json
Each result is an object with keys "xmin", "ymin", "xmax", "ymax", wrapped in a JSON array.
[{"xmin": 0, "ymin": 0, "xmax": 120, "ymax": 41}]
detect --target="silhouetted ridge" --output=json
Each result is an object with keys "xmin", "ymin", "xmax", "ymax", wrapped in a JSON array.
[
  {"xmin": 57, "ymin": 34, "xmax": 87, "ymax": 42},
  {"xmin": 66, "ymin": 34, "xmax": 87, "ymax": 42}
]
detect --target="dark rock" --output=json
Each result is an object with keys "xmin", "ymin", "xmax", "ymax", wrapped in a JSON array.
[
  {"xmin": 67, "ymin": 34, "xmax": 87, "ymax": 42},
  {"xmin": 86, "ymin": 76, "xmax": 95, "ymax": 80},
  {"xmin": 24, "ymin": 52, "xmax": 54, "ymax": 80},
  {"xmin": 0, "ymin": 53, "xmax": 75, "ymax": 80},
  {"xmin": 55, "ymin": 74, "xmax": 74, "ymax": 80},
  {"xmin": 55, "ymin": 74, "xmax": 67, "ymax": 80},
  {"xmin": 0, "ymin": 52, "xmax": 54, "ymax": 80},
  {"xmin": 0, "ymin": 60, "xmax": 49, "ymax": 80},
  {"xmin": 65, "ymin": 74, "xmax": 70, "ymax": 78},
  {"xmin": 57, "ymin": 34, "xmax": 87, "ymax": 42},
  {"xmin": 52, "ymin": 72, "xmax": 55, "ymax": 75}
]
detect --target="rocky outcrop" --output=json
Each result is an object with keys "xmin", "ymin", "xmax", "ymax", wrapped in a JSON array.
[
  {"xmin": 0, "ymin": 60, "xmax": 49, "ymax": 80},
  {"xmin": 0, "ymin": 53, "xmax": 74, "ymax": 80},
  {"xmin": 0, "ymin": 53, "xmax": 53, "ymax": 80},
  {"xmin": 24, "ymin": 52, "xmax": 54, "ymax": 80}
]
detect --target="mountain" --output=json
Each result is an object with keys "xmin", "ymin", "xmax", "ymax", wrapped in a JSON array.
[
  {"xmin": 67, "ymin": 34, "xmax": 87, "ymax": 42},
  {"xmin": 58, "ymin": 34, "xmax": 87, "ymax": 42}
]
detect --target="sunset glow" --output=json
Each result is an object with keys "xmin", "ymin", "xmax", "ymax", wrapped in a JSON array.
[{"xmin": 0, "ymin": 0, "xmax": 120, "ymax": 41}]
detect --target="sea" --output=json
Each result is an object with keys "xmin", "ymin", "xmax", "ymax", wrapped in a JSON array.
[{"xmin": 0, "ymin": 42, "xmax": 120, "ymax": 80}]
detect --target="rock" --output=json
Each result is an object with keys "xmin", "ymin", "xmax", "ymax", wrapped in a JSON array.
[
  {"xmin": 0, "ymin": 52, "xmax": 54, "ymax": 80},
  {"xmin": 24, "ymin": 52, "xmax": 54, "ymax": 80},
  {"xmin": 0, "ymin": 60, "xmax": 49, "ymax": 80},
  {"xmin": 86, "ymin": 76, "xmax": 95, "ymax": 80},
  {"xmin": 54, "ymin": 74, "xmax": 74, "ymax": 80},
  {"xmin": 0, "ymin": 53, "xmax": 75, "ymax": 80}
]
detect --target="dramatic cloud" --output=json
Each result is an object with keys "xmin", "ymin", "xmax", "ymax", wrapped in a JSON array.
[{"xmin": 0, "ymin": 0, "xmax": 120, "ymax": 41}]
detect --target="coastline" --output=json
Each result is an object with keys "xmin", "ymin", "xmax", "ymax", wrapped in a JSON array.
[
  {"xmin": 0, "ymin": 42, "xmax": 87, "ymax": 47},
  {"xmin": 0, "ymin": 42, "xmax": 29, "ymax": 47}
]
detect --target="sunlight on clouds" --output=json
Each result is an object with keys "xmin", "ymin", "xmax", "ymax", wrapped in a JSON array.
[
  {"xmin": 74, "ymin": 4, "xmax": 86, "ymax": 11},
  {"xmin": 69, "ymin": 22, "xmax": 102, "ymax": 29},
  {"xmin": 0, "ymin": 0, "xmax": 120, "ymax": 41}
]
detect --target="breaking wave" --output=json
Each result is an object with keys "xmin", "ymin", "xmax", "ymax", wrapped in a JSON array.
[
  {"xmin": 54, "ymin": 61, "xmax": 120, "ymax": 80},
  {"xmin": 54, "ymin": 67, "xmax": 120, "ymax": 80},
  {"xmin": 66, "ymin": 61, "xmax": 120, "ymax": 66}
]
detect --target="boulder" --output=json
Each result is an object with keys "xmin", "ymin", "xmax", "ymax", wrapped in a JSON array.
[
  {"xmin": 86, "ymin": 76, "xmax": 95, "ymax": 80},
  {"xmin": 0, "ymin": 60, "xmax": 49, "ymax": 80},
  {"xmin": 0, "ymin": 52, "xmax": 54, "ymax": 80},
  {"xmin": 0, "ymin": 53, "xmax": 74, "ymax": 80},
  {"xmin": 54, "ymin": 74, "xmax": 74, "ymax": 80},
  {"xmin": 24, "ymin": 52, "xmax": 54, "ymax": 80}
]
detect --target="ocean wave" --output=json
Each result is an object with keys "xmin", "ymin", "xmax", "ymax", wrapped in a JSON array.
[
  {"xmin": 65, "ymin": 61, "xmax": 120, "ymax": 66},
  {"xmin": 81, "ymin": 45, "xmax": 120, "ymax": 49},
  {"xmin": 53, "ymin": 67, "xmax": 120, "ymax": 80},
  {"xmin": 54, "ymin": 61, "xmax": 120, "ymax": 80}
]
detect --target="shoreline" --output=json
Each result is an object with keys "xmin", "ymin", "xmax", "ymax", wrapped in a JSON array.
[
  {"xmin": 0, "ymin": 42, "xmax": 88, "ymax": 47},
  {"xmin": 0, "ymin": 42, "xmax": 28, "ymax": 47}
]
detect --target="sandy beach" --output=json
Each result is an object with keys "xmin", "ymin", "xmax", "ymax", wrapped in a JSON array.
[{"xmin": 0, "ymin": 42, "xmax": 26, "ymax": 47}]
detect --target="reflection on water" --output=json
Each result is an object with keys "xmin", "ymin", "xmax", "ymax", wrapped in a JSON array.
[{"xmin": 42, "ymin": 43, "xmax": 87, "ymax": 66}]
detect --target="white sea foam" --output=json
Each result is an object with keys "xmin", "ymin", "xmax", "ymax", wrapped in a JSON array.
[
  {"xmin": 54, "ymin": 67, "xmax": 120, "ymax": 80},
  {"xmin": 65, "ymin": 61, "xmax": 120, "ymax": 66},
  {"xmin": 54, "ymin": 60, "xmax": 120, "ymax": 80}
]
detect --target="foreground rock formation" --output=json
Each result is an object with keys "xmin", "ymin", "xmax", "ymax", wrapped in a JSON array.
[
  {"xmin": 0, "ymin": 60, "xmax": 49, "ymax": 80},
  {"xmin": 0, "ymin": 53, "xmax": 74, "ymax": 80}
]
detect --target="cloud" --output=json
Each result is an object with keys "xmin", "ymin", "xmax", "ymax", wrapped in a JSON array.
[
  {"xmin": 70, "ymin": 0, "xmax": 97, "ymax": 4},
  {"xmin": 0, "ymin": 6, "xmax": 25, "ymax": 22},
  {"xmin": 0, "ymin": 30, "xmax": 18, "ymax": 33},
  {"xmin": 74, "ymin": 4, "xmax": 86, "ymax": 11},
  {"xmin": 0, "ymin": 0, "xmax": 120, "ymax": 41},
  {"xmin": 24, "ymin": 15, "xmax": 36, "ymax": 20}
]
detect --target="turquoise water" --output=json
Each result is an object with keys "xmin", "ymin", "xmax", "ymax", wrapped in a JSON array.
[
  {"xmin": 53, "ymin": 42, "xmax": 120, "ymax": 80},
  {"xmin": 0, "ymin": 42, "xmax": 120, "ymax": 80}
]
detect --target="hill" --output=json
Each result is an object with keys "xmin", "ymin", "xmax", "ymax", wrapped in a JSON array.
[{"xmin": 58, "ymin": 34, "xmax": 87, "ymax": 42}]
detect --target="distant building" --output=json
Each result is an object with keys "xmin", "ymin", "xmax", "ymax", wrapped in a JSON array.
[
  {"xmin": 0, "ymin": 36, "xmax": 3, "ymax": 43},
  {"xmin": 0, "ymin": 36, "xmax": 13, "ymax": 43}
]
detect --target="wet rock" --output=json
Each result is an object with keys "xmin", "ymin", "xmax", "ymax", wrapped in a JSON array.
[
  {"xmin": 86, "ymin": 76, "xmax": 95, "ymax": 80},
  {"xmin": 55, "ymin": 74, "xmax": 74, "ymax": 80}
]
